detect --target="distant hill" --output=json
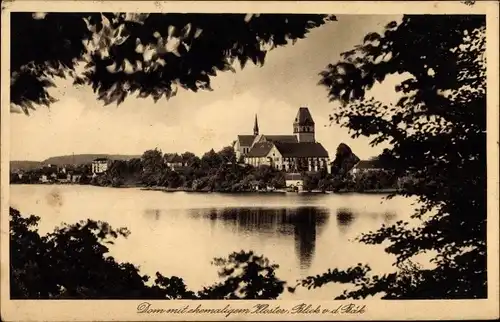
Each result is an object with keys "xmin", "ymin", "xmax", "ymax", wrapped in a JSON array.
[
  {"xmin": 10, "ymin": 154, "xmax": 141, "ymax": 171},
  {"xmin": 9, "ymin": 161, "xmax": 41, "ymax": 171},
  {"xmin": 42, "ymin": 154, "xmax": 141, "ymax": 166}
]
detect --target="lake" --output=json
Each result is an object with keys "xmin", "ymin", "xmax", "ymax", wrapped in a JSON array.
[{"xmin": 9, "ymin": 184, "xmax": 418, "ymax": 299}]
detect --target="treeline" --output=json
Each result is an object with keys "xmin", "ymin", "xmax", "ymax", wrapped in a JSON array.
[
  {"xmin": 94, "ymin": 146, "xmax": 402, "ymax": 192},
  {"xmin": 92, "ymin": 146, "xmax": 286, "ymax": 192},
  {"xmin": 10, "ymin": 165, "xmax": 93, "ymax": 184},
  {"xmin": 303, "ymin": 170, "xmax": 400, "ymax": 193},
  {"xmin": 11, "ymin": 145, "xmax": 403, "ymax": 192}
]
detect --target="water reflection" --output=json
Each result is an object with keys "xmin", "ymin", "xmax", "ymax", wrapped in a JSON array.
[
  {"xmin": 336, "ymin": 208, "xmax": 356, "ymax": 235},
  {"xmin": 143, "ymin": 205, "xmax": 398, "ymax": 274},
  {"xmin": 383, "ymin": 212, "xmax": 397, "ymax": 223},
  {"xmin": 12, "ymin": 185, "xmax": 412, "ymax": 300},
  {"xmin": 335, "ymin": 208, "xmax": 397, "ymax": 235},
  {"xmin": 188, "ymin": 207, "xmax": 329, "ymax": 271},
  {"xmin": 144, "ymin": 209, "xmax": 161, "ymax": 221},
  {"xmin": 293, "ymin": 214, "xmax": 317, "ymax": 270}
]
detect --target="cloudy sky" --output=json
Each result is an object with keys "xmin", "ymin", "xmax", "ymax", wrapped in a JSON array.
[{"xmin": 11, "ymin": 14, "xmax": 403, "ymax": 161}]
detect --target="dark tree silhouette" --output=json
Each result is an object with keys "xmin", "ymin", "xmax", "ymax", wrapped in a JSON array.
[
  {"xmin": 140, "ymin": 148, "xmax": 165, "ymax": 186},
  {"xmin": 218, "ymin": 146, "xmax": 237, "ymax": 164},
  {"xmin": 198, "ymin": 251, "xmax": 285, "ymax": 299},
  {"xmin": 295, "ymin": 15, "xmax": 487, "ymax": 299},
  {"xmin": 11, "ymin": 13, "xmax": 336, "ymax": 113},
  {"xmin": 330, "ymin": 143, "xmax": 360, "ymax": 176},
  {"xmin": 10, "ymin": 207, "xmax": 285, "ymax": 299},
  {"xmin": 10, "ymin": 13, "xmax": 96, "ymax": 112}
]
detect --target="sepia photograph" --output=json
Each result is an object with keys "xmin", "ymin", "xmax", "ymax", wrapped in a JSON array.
[{"xmin": 1, "ymin": 1, "xmax": 499, "ymax": 321}]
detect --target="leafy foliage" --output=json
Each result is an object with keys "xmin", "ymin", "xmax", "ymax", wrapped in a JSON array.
[
  {"xmin": 10, "ymin": 146, "xmax": 288, "ymax": 191},
  {"xmin": 198, "ymin": 251, "xmax": 285, "ymax": 299},
  {"xmin": 100, "ymin": 158, "xmax": 142, "ymax": 187},
  {"xmin": 10, "ymin": 207, "xmax": 285, "ymax": 299},
  {"xmin": 330, "ymin": 143, "xmax": 360, "ymax": 176},
  {"xmin": 11, "ymin": 13, "xmax": 336, "ymax": 112},
  {"xmin": 140, "ymin": 148, "xmax": 166, "ymax": 186},
  {"xmin": 306, "ymin": 15, "xmax": 487, "ymax": 299},
  {"xmin": 10, "ymin": 13, "xmax": 96, "ymax": 112},
  {"xmin": 89, "ymin": 146, "xmax": 285, "ymax": 192}
]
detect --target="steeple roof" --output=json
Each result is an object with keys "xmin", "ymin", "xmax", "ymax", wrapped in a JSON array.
[
  {"xmin": 294, "ymin": 107, "xmax": 315, "ymax": 126},
  {"xmin": 253, "ymin": 114, "xmax": 259, "ymax": 135}
]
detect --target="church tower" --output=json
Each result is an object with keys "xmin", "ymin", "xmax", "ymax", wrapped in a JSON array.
[
  {"xmin": 293, "ymin": 107, "xmax": 315, "ymax": 143},
  {"xmin": 253, "ymin": 114, "xmax": 259, "ymax": 136}
]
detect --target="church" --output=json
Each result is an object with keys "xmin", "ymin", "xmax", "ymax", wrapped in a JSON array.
[{"xmin": 233, "ymin": 107, "xmax": 330, "ymax": 173}]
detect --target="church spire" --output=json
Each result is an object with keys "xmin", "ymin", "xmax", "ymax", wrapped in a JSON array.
[{"xmin": 253, "ymin": 114, "xmax": 259, "ymax": 136}]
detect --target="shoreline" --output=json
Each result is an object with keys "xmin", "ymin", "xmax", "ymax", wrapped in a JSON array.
[
  {"xmin": 10, "ymin": 183, "xmax": 398, "ymax": 195},
  {"xmin": 142, "ymin": 186, "xmax": 399, "ymax": 194}
]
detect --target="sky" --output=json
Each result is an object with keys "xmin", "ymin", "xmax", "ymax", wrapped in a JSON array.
[{"xmin": 10, "ymin": 14, "xmax": 404, "ymax": 161}]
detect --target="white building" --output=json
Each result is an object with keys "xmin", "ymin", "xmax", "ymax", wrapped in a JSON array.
[
  {"xmin": 164, "ymin": 154, "xmax": 185, "ymax": 171},
  {"xmin": 285, "ymin": 173, "xmax": 304, "ymax": 192},
  {"xmin": 349, "ymin": 160, "xmax": 385, "ymax": 178},
  {"xmin": 91, "ymin": 158, "xmax": 109, "ymax": 174}
]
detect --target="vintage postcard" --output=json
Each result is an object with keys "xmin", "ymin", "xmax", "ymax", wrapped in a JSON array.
[{"xmin": 1, "ymin": 0, "xmax": 499, "ymax": 321}]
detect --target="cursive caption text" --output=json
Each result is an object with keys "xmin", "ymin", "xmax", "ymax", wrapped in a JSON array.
[{"xmin": 137, "ymin": 302, "xmax": 366, "ymax": 318}]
